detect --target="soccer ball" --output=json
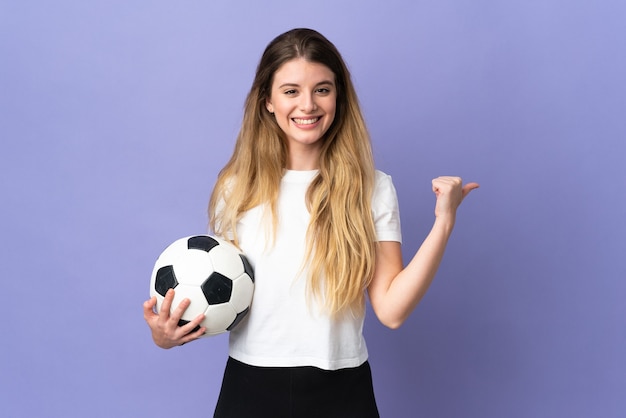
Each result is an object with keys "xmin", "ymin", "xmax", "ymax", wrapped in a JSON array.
[{"xmin": 150, "ymin": 235, "xmax": 254, "ymax": 337}]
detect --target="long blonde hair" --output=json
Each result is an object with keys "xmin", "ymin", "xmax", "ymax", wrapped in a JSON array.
[{"xmin": 209, "ymin": 28, "xmax": 377, "ymax": 316}]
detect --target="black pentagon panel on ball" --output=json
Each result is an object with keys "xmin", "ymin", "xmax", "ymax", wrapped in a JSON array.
[
  {"xmin": 227, "ymin": 307, "xmax": 250, "ymax": 331},
  {"xmin": 154, "ymin": 265, "xmax": 179, "ymax": 297},
  {"xmin": 201, "ymin": 272, "xmax": 233, "ymax": 305},
  {"xmin": 239, "ymin": 254, "xmax": 255, "ymax": 283},
  {"xmin": 188, "ymin": 235, "xmax": 220, "ymax": 252}
]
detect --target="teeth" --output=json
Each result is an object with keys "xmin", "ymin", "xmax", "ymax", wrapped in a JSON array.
[{"xmin": 293, "ymin": 117, "xmax": 319, "ymax": 125}]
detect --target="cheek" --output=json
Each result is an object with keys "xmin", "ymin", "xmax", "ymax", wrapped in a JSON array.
[
  {"xmin": 273, "ymin": 102, "xmax": 292, "ymax": 118},
  {"xmin": 327, "ymin": 97, "xmax": 337, "ymax": 116},
  {"xmin": 326, "ymin": 103, "xmax": 337, "ymax": 125},
  {"xmin": 273, "ymin": 112, "xmax": 292, "ymax": 133}
]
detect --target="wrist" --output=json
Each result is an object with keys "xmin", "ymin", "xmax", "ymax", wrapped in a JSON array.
[{"xmin": 433, "ymin": 213, "xmax": 456, "ymax": 233}]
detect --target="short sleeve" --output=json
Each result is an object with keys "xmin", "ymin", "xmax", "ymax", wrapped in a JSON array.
[{"xmin": 372, "ymin": 170, "xmax": 402, "ymax": 243}]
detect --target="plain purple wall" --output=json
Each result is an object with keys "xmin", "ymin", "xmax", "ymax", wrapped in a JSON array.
[{"xmin": 1, "ymin": 1, "xmax": 624, "ymax": 417}]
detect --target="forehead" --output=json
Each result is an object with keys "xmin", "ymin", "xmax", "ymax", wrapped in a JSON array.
[{"xmin": 272, "ymin": 58, "xmax": 335, "ymax": 86}]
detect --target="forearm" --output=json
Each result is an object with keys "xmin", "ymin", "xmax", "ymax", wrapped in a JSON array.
[{"xmin": 375, "ymin": 215, "xmax": 455, "ymax": 328}]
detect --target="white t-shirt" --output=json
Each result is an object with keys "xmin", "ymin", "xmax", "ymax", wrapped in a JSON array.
[{"xmin": 228, "ymin": 169, "xmax": 402, "ymax": 370}]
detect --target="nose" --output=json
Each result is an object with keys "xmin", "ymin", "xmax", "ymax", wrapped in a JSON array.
[{"xmin": 299, "ymin": 93, "xmax": 317, "ymax": 113}]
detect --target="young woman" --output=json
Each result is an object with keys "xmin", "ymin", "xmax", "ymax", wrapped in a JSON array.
[{"xmin": 144, "ymin": 28, "xmax": 478, "ymax": 417}]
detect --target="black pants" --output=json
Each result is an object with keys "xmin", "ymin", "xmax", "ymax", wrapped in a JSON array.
[{"xmin": 214, "ymin": 357, "xmax": 380, "ymax": 418}]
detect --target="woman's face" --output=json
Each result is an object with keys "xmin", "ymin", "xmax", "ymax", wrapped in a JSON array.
[{"xmin": 266, "ymin": 58, "xmax": 337, "ymax": 163}]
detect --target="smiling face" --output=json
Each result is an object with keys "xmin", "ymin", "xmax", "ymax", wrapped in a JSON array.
[{"xmin": 266, "ymin": 58, "xmax": 337, "ymax": 169}]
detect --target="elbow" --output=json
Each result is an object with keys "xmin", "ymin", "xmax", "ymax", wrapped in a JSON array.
[
  {"xmin": 383, "ymin": 320, "xmax": 403, "ymax": 330},
  {"xmin": 376, "ymin": 311, "xmax": 407, "ymax": 330},
  {"xmin": 369, "ymin": 295, "xmax": 412, "ymax": 330}
]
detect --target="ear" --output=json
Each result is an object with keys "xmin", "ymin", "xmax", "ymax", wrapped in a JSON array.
[{"xmin": 265, "ymin": 99, "xmax": 273, "ymax": 114}]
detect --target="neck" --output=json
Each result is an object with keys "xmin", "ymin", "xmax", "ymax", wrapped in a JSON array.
[{"xmin": 286, "ymin": 146, "xmax": 321, "ymax": 170}]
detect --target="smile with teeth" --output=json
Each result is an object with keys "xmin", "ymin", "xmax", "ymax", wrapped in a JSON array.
[{"xmin": 292, "ymin": 117, "xmax": 320, "ymax": 125}]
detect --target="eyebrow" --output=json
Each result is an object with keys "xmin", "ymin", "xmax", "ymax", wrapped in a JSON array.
[{"xmin": 277, "ymin": 80, "xmax": 335, "ymax": 89}]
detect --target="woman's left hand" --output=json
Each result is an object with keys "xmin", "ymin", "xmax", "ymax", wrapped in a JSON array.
[{"xmin": 432, "ymin": 176, "xmax": 479, "ymax": 220}]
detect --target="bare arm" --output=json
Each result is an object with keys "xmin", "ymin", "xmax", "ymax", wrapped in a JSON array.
[{"xmin": 368, "ymin": 177, "xmax": 479, "ymax": 329}]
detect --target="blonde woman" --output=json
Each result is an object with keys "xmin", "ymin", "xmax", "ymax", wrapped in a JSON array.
[{"xmin": 144, "ymin": 28, "xmax": 478, "ymax": 417}]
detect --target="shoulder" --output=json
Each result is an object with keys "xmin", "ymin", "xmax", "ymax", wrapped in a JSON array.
[
  {"xmin": 374, "ymin": 169, "xmax": 397, "ymax": 195},
  {"xmin": 372, "ymin": 169, "xmax": 400, "ymax": 208},
  {"xmin": 375, "ymin": 169, "xmax": 391, "ymax": 180}
]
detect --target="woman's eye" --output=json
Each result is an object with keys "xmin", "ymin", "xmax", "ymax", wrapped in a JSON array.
[
  {"xmin": 316, "ymin": 88, "xmax": 331, "ymax": 94},
  {"xmin": 284, "ymin": 89, "xmax": 297, "ymax": 95}
]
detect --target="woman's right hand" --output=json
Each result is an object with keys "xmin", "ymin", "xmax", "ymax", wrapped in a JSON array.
[{"xmin": 143, "ymin": 289, "xmax": 206, "ymax": 349}]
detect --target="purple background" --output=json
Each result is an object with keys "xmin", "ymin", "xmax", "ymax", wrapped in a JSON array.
[{"xmin": 2, "ymin": 1, "xmax": 625, "ymax": 417}]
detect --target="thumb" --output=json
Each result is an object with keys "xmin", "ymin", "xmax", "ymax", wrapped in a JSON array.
[
  {"xmin": 461, "ymin": 182, "xmax": 480, "ymax": 199},
  {"xmin": 143, "ymin": 296, "xmax": 157, "ymax": 318}
]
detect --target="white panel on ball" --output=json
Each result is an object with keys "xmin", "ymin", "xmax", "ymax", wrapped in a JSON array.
[
  {"xmin": 203, "ymin": 303, "xmax": 237, "ymax": 335},
  {"xmin": 230, "ymin": 275, "xmax": 255, "ymax": 312}
]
